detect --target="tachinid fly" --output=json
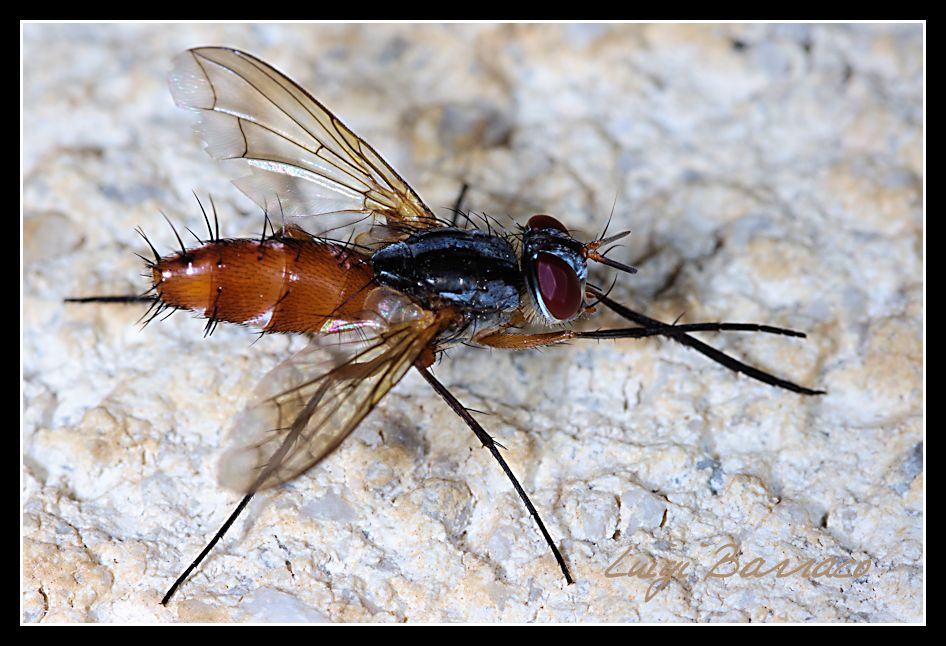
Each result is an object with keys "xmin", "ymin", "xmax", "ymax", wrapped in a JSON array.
[{"xmin": 68, "ymin": 47, "xmax": 824, "ymax": 605}]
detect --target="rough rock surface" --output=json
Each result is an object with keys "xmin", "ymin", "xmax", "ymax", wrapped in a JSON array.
[{"xmin": 23, "ymin": 23, "xmax": 923, "ymax": 623}]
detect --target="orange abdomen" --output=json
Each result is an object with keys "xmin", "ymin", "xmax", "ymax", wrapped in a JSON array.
[{"xmin": 153, "ymin": 236, "xmax": 375, "ymax": 334}]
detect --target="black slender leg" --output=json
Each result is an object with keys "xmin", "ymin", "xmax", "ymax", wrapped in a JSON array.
[
  {"xmin": 450, "ymin": 182, "xmax": 470, "ymax": 228},
  {"xmin": 417, "ymin": 366, "xmax": 574, "ymax": 584},
  {"xmin": 161, "ymin": 493, "xmax": 255, "ymax": 605},
  {"xmin": 64, "ymin": 295, "xmax": 155, "ymax": 304},
  {"xmin": 577, "ymin": 322, "xmax": 807, "ymax": 339},
  {"xmin": 65, "ymin": 293, "xmax": 170, "ymax": 328},
  {"xmin": 590, "ymin": 291, "xmax": 825, "ymax": 396}
]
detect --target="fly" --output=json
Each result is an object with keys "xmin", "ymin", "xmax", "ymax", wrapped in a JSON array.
[{"xmin": 67, "ymin": 47, "xmax": 824, "ymax": 605}]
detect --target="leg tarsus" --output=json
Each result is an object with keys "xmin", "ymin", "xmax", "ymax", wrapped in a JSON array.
[
  {"xmin": 161, "ymin": 493, "xmax": 255, "ymax": 605},
  {"xmin": 591, "ymin": 291, "xmax": 825, "ymax": 396},
  {"xmin": 64, "ymin": 294, "xmax": 156, "ymax": 304},
  {"xmin": 416, "ymin": 366, "xmax": 574, "ymax": 584},
  {"xmin": 450, "ymin": 182, "xmax": 470, "ymax": 228}
]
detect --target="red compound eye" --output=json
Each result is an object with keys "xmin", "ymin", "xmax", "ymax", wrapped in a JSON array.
[
  {"xmin": 535, "ymin": 252, "xmax": 582, "ymax": 321},
  {"xmin": 527, "ymin": 214, "xmax": 568, "ymax": 233}
]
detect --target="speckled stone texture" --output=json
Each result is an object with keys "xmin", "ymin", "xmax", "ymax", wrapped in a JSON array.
[{"xmin": 23, "ymin": 23, "xmax": 923, "ymax": 623}]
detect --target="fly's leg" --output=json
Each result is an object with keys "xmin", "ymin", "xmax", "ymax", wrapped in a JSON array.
[
  {"xmin": 473, "ymin": 320, "xmax": 823, "ymax": 395},
  {"xmin": 161, "ymin": 493, "xmax": 255, "ymax": 605},
  {"xmin": 416, "ymin": 365, "xmax": 574, "ymax": 584},
  {"xmin": 474, "ymin": 323, "xmax": 803, "ymax": 349},
  {"xmin": 64, "ymin": 295, "xmax": 155, "ymax": 304},
  {"xmin": 449, "ymin": 182, "xmax": 470, "ymax": 228},
  {"xmin": 473, "ymin": 329, "xmax": 573, "ymax": 350},
  {"xmin": 65, "ymin": 293, "xmax": 170, "ymax": 328},
  {"xmin": 586, "ymin": 290, "xmax": 825, "ymax": 396}
]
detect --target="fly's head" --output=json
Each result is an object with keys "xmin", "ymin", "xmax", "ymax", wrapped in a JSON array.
[{"xmin": 520, "ymin": 214, "xmax": 636, "ymax": 325}]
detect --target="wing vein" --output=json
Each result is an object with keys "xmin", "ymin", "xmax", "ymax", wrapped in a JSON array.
[{"xmin": 195, "ymin": 51, "xmax": 377, "ymax": 182}]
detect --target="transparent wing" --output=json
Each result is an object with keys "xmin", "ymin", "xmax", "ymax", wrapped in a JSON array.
[
  {"xmin": 168, "ymin": 47, "xmax": 441, "ymax": 237},
  {"xmin": 218, "ymin": 290, "xmax": 445, "ymax": 493}
]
